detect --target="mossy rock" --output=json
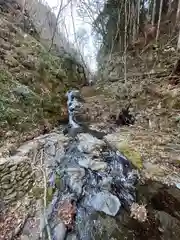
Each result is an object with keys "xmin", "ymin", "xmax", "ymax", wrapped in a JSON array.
[
  {"xmin": 117, "ymin": 141, "xmax": 143, "ymax": 170},
  {"xmin": 30, "ymin": 186, "xmax": 44, "ymax": 200}
]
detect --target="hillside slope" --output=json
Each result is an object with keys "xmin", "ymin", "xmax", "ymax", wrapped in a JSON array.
[{"xmin": 0, "ymin": 4, "xmax": 86, "ymax": 150}]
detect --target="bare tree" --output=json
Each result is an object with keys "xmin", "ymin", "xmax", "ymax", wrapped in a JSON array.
[
  {"xmin": 176, "ymin": 0, "xmax": 180, "ymax": 25},
  {"xmin": 48, "ymin": 0, "xmax": 72, "ymax": 51},
  {"xmin": 151, "ymin": 0, "xmax": 156, "ymax": 25},
  {"xmin": 156, "ymin": 0, "xmax": 163, "ymax": 41},
  {"xmin": 137, "ymin": 0, "xmax": 141, "ymax": 35},
  {"xmin": 177, "ymin": 0, "xmax": 180, "ymax": 50},
  {"xmin": 124, "ymin": 0, "xmax": 127, "ymax": 83}
]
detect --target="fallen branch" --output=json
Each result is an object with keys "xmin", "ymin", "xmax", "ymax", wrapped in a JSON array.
[
  {"xmin": 31, "ymin": 148, "xmax": 52, "ymax": 240},
  {"xmin": 40, "ymin": 149, "xmax": 52, "ymax": 240}
]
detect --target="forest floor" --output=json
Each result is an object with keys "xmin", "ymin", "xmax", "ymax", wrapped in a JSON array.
[{"xmin": 81, "ymin": 72, "xmax": 180, "ymax": 186}]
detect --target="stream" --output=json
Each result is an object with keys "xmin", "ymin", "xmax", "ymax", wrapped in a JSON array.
[{"xmin": 30, "ymin": 90, "xmax": 180, "ymax": 240}]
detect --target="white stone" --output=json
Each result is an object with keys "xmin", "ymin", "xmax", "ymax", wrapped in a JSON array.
[
  {"xmin": 67, "ymin": 167, "xmax": 85, "ymax": 195},
  {"xmin": 78, "ymin": 157, "xmax": 107, "ymax": 171},
  {"xmin": 54, "ymin": 222, "xmax": 67, "ymax": 240},
  {"xmin": 90, "ymin": 191, "xmax": 121, "ymax": 216},
  {"xmin": 77, "ymin": 133, "xmax": 105, "ymax": 153}
]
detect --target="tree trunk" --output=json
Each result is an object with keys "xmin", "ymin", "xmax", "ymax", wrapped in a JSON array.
[
  {"xmin": 124, "ymin": 0, "xmax": 127, "ymax": 83},
  {"xmin": 132, "ymin": 1, "xmax": 137, "ymax": 42},
  {"xmin": 176, "ymin": 0, "xmax": 180, "ymax": 25},
  {"xmin": 137, "ymin": 0, "xmax": 141, "ymax": 34},
  {"xmin": 151, "ymin": 0, "xmax": 156, "ymax": 25},
  {"xmin": 177, "ymin": 0, "xmax": 180, "ymax": 50},
  {"xmin": 156, "ymin": 0, "xmax": 163, "ymax": 42}
]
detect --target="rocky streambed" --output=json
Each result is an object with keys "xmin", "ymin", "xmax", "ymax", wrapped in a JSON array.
[
  {"xmin": 40, "ymin": 90, "xmax": 139, "ymax": 239},
  {"xmin": 0, "ymin": 90, "xmax": 180, "ymax": 240}
]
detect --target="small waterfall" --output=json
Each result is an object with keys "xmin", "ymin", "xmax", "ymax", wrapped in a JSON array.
[{"xmin": 58, "ymin": 90, "xmax": 139, "ymax": 239}]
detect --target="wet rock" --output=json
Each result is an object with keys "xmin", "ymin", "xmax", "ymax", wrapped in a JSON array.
[
  {"xmin": 105, "ymin": 134, "xmax": 142, "ymax": 170},
  {"xmin": 77, "ymin": 133, "xmax": 105, "ymax": 153},
  {"xmin": 90, "ymin": 191, "xmax": 121, "ymax": 216},
  {"xmin": 66, "ymin": 233, "xmax": 78, "ymax": 240},
  {"xmin": 100, "ymin": 177, "xmax": 113, "ymax": 191},
  {"xmin": 55, "ymin": 147, "xmax": 65, "ymax": 163},
  {"xmin": 78, "ymin": 157, "xmax": 107, "ymax": 171},
  {"xmin": 54, "ymin": 222, "xmax": 67, "ymax": 240},
  {"xmin": 66, "ymin": 167, "xmax": 85, "ymax": 196}
]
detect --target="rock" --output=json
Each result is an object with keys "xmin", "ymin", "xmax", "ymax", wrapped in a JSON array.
[
  {"xmin": 155, "ymin": 211, "xmax": 180, "ymax": 238},
  {"xmin": 90, "ymin": 191, "xmax": 121, "ymax": 216},
  {"xmin": 54, "ymin": 222, "xmax": 67, "ymax": 240},
  {"xmin": 4, "ymin": 54, "xmax": 19, "ymax": 67},
  {"xmin": 143, "ymin": 162, "xmax": 166, "ymax": 178},
  {"xmin": 118, "ymin": 142, "xmax": 142, "ymax": 170},
  {"xmin": 105, "ymin": 134, "xmax": 142, "ymax": 170},
  {"xmin": 100, "ymin": 177, "xmax": 113, "ymax": 191},
  {"xmin": 77, "ymin": 133, "xmax": 105, "ymax": 153},
  {"xmin": 3, "ymin": 191, "xmax": 17, "ymax": 201},
  {"xmin": 20, "ymin": 235, "xmax": 30, "ymax": 240},
  {"xmin": 12, "ymin": 84, "xmax": 35, "ymax": 98},
  {"xmin": 108, "ymin": 70, "xmax": 120, "ymax": 82},
  {"xmin": 45, "ymin": 141, "xmax": 56, "ymax": 156},
  {"xmin": 66, "ymin": 167, "xmax": 85, "ymax": 196},
  {"xmin": 66, "ymin": 233, "xmax": 78, "ymax": 240},
  {"xmin": 78, "ymin": 156, "xmax": 107, "ymax": 171},
  {"xmin": 55, "ymin": 147, "xmax": 65, "ymax": 163},
  {"xmin": 22, "ymin": 57, "xmax": 36, "ymax": 70}
]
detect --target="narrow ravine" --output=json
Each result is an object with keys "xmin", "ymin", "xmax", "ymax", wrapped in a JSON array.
[
  {"xmin": 40, "ymin": 89, "xmax": 138, "ymax": 239},
  {"xmin": 35, "ymin": 89, "xmax": 180, "ymax": 240},
  {"xmin": 1, "ymin": 90, "xmax": 180, "ymax": 240}
]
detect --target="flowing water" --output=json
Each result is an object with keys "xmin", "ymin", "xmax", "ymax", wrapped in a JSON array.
[{"xmin": 40, "ymin": 90, "xmax": 180, "ymax": 240}]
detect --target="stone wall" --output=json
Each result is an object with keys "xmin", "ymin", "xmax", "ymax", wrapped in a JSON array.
[
  {"xmin": 0, "ymin": 131, "xmax": 68, "ymax": 205},
  {"xmin": 0, "ymin": 156, "xmax": 33, "ymax": 204}
]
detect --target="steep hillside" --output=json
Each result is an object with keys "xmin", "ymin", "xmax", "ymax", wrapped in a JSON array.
[
  {"xmin": 88, "ymin": 0, "xmax": 180, "ymax": 185},
  {"xmin": 0, "ymin": 2, "xmax": 86, "ymax": 149}
]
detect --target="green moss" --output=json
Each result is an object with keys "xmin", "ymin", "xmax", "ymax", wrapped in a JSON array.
[
  {"xmin": 30, "ymin": 186, "xmax": 44, "ymax": 200},
  {"xmin": 46, "ymin": 174, "xmax": 63, "ymax": 204},
  {"xmin": 55, "ymin": 174, "xmax": 62, "ymax": 189},
  {"xmin": 0, "ymin": 17, "xmax": 86, "ymax": 145},
  {"xmin": 117, "ymin": 141, "xmax": 143, "ymax": 170}
]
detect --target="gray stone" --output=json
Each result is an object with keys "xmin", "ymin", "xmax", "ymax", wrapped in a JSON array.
[
  {"xmin": 54, "ymin": 222, "xmax": 67, "ymax": 240},
  {"xmin": 1, "ymin": 174, "xmax": 11, "ymax": 182},
  {"xmin": 5, "ymin": 188, "xmax": 14, "ymax": 195},
  {"xmin": 9, "ymin": 164, "xmax": 17, "ymax": 171},
  {"xmin": 100, "ymin": 177, "xmax": 113, "ymax": 191},
  {"xmin": 78, "ymin": 156, "xmax": 107, "ymax": 171},
  {"xmin": 90, "ymin": 191, "xmax": 121, "ymax": 216},
  {"xmin": 66, "ymin": 167, "xmax": 85, "ymax": 196},
  {"xmin": 13, "ymin": 84, "xmax": 34, "ymax": 98},
  {"xmin": 20, "ymin": 235, "xmax": 30, "ymax": 240},
  {"xmin": 4, "ymin": 191, "xmax": 17, "ymax": 201},
  {"xmin": 55, "ymin": 147, "xmax": 65, "ymax": 163},
  {"xmin": 77, "ymin": 133, "xmax": 105, "ymax": 153},
  {"xmin": 2, "ymin": 183, "xmax": 12, "ymax": 190},
  {"xmin": 45, "ymin": 142, "xmax": 56, "ymax": 156},
  {"xmin": 66, "ymin": 234, "xmax": 78, "ymax": 240}
]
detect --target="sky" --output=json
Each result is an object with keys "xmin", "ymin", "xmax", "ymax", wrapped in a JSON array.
[{"xmin": 45, "ymin": 0, "xmax": 99, "ymax": 72}]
